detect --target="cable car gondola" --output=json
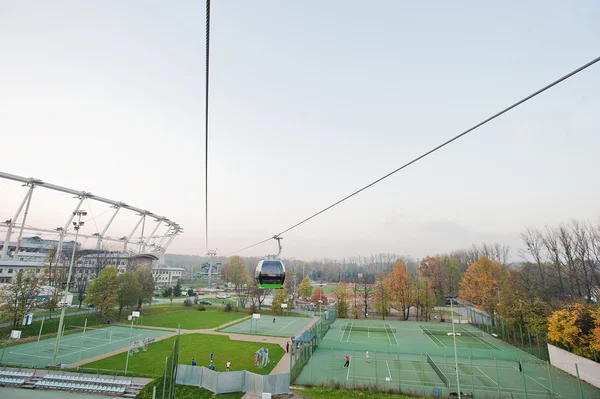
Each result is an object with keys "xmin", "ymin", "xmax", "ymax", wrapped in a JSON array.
[{"xmin": 255, "ymin": 236, "xmax": 286, "ymax": 289}]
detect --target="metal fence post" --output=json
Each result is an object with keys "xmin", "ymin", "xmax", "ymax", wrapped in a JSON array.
[
  {"xmin": 522, "ymin": 362, "xmax": 528, "ymax": 399},
  {"xmin": 494, "ymin": 358, "xmax": 500, "ymax": 399},
  {"xmin": 546, "ymin": 361, "xmax": 555, "ymax": 399},
  {"xmin": 575, "ymin": 363, "xmax": 584, "ymax": 399}
]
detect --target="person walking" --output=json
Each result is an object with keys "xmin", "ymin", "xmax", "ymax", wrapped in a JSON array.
[
  {"xmin": 210, "ymin": 352, "xmax": 214, "ymax": 362},
  {"xmin": 191, "ymin": 359, "xmax": 196, "ymax": 366},
  {"xmin": 226, "ymin": 361, "xmax": 231, "ymax": 371},
  {"xmin": 366, "ymin": 351, "xmax": 370, "ymax": 363},
  {"xmin": 286, "ymin": 342, "xmax": 290, "ymax": 353},
  {"xmin": 273, "ymin": 317, "xmax": 276, "ymax": 323},
  {"xmin": 517, "ymin": 359, "xmax": 522, "ymax": 372},
  {"xmin": 343, "ymin": 354, "xmax": 350, "ymax": 368}
]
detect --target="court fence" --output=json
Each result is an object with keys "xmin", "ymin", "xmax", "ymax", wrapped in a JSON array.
[
  {"xmin": 158, "ymin": 329, "xmax": 180, "ymax": 399},
  {"xmin": 176, "ymin": 365, "xmax": 290, "ymax": 395},
  {"xmin": 290, "ymin": 303, "xmax": 336, "ymax": 382},
  {"xmin": 467, "ymin": 306, "xmax": 551, "ymax": 361}
]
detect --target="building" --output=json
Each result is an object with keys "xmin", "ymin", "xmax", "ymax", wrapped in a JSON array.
[{"xmin": 0, "ymin": 236, "xmax": 183, "ymax": 286}]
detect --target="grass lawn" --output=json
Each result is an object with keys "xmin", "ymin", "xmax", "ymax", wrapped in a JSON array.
[
  {"xmin": 85, "ymin": 333, "xmax": 284, "ymax": 377},
  {"xmin": 136, "ymin": 304, "xmax": 246, "ymax": 329},
  {"xmin": 295, "ymin": 387, "xmax": 426, "ymax": 399},
  {"xmin": 313, "ymin": 285, "xmax": 337, "ymax": 294}
]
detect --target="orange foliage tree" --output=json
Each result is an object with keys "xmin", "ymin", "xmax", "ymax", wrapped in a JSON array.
[
  {"xmin": 418, "ymin": 256, "xmax": 444, "ymax": 303},
  {"xmin": 311, "ymin": 287, "xmax": 325, "ymax": 306},
  {"xmin": 548, "ymin": 303, "xmax": 598, "ymax": 357},
  {"xmin": 459, "ymin": 257, "xmax": 506, "ymax": 320},
  {"xmin": 592, "ymin": 311, "xmax": 600, "ymax": 353},
  {"xmin": 386, "ymin": 260, "xmax": 412, "ymax": 320}
]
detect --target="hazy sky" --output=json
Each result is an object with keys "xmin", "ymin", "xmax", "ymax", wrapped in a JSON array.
[{"xmin": 1, "ymin": 1, "xmax": 599, "ymax": 261}]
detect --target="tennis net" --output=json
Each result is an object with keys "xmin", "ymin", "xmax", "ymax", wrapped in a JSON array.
[
  {"xmin": 426, "ymin": 353, "xmax": 449, "ymax": 388},
  {"xmin": 342, "ymin": 325, "xmax": 397, "ymax": 333},
  {"xmin": 422, "ymin": 328, "xmax": 484, "ymax": 338}
]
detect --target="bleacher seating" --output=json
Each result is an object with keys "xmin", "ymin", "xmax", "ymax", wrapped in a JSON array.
[
  {"xmin": 43, "ymin": 373, "xmax": 132, "ymax": 386},
  {"xmin": 0, "ymin": 377, "xmax": 25, "ymax": 385},
  {"xmin": 0, "ymin": 370, "xmax": 34, "ymax": 378},
  {"xmin": 35, "ymin": 379, "xmax": 125, "ymax": 394}
]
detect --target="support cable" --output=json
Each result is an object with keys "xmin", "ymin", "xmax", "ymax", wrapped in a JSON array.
[
  {"xmin": 204, "ymin": 0, "xmax": 211, "ymax": 254},
  {"xmin": 227, "ymin": 55, "xmax": 600, "ymax": 256}
]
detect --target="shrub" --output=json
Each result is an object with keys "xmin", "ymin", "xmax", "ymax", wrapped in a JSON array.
[
  {"xmin": 247, "ymin": 304, "xmax": 258, "ymax": 315},
  {"xmin": 162, "ymin": 287, "xmax": 173, "ymax": 298},
  {"xmin": 224, "ymin": 303, "xmax": 233, "ymax": 312},
  {"xmin": 184, "ymin": 299, "xmax": 193, "ymax": 307},
  {"xmin": 187, "ymin": 288, "xmax": 197, "ymax": 297},
  {"xmin": 198, "ymin": 305, "xmax": 206, "ymax": 311},
  {"xmin": 193, "ymin": 296, "xmax": 199, "ymax": 305}
]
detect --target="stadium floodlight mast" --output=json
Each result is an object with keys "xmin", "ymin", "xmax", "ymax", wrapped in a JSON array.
[{"xmin": 52, "ymin": 210, "xmax": 87, "ymax": 365}]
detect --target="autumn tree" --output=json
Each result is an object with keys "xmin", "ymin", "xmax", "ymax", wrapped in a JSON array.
[
  {"xmin": 359, "ymin": 274, "xmax": 374, "ymax": 318},
  {"xmin": 298, "ymin": 276, "xmax": 313, "ymax": 297},
  {"xmin": 0, "ymin": 270, "xmax": 45, "ymax": 328},
  {"xmin": 374, "ymin": 272, "xmax": 391, "ymax": 319},
  {"xmin": 336, "ymin": 282, "xmax": 349, "ymax": 318},
  {"xmin": 411, "ymin": 274, "xmax": 435, "ymax": 321},
  {"xmin": 498, "ymin": 269, "xmax": 550, "ymax": 332},
  {"xmin": 418, "ymin": 256, "xmax": 444, "ymax": 304},
  {"xmin": 459, "ymin": 257, "xmax": 507, "ymax": 322},
  {"xmin": 86, "ymin": 266, "xmax": 119, "ymax": 315},
  {"xmin": 591, "ymin": 312, "xmax": 600, "ymax": 353},
  {"xmin": 442, "ymin": 257, "xmax": 462, "ymax": 298},
  {"xmin": 222, "ymin": 256, "xmax": 251, "ymax": 308},
  {"xmin": 548, "ymin": 303, "xmax": 598, "ymax": 357},
  {"xmin": 311, "ymin": 286, "xmax": 325, "ymax": 307},
  {"xmin": 135, "ymin": 268, "xmax": 155, "ymax": 308},
  {"xmin": 272, "ymin": 286, "xmax": 292, "ymax": 314},
  {"xmin": 248, "ymin": 284, "xmax": 268, "ymax": 310},
  {"xmin": 386, "ymin": 260, "xmax": 412, "ymax": 320}
]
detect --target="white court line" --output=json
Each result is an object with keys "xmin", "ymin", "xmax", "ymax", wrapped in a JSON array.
[
  {"xmin": 476, "ymin": 366, "xmax": 501, "ymax": 388},
  {"xmin": 422, "ymin": 329, "xmax": 447, "ymax": 347},
  {"xmin": 512, "ymin": 366, "xmax": 562, "ymax": 398},
  {"xmin": 386, "ymin": 360, "xmax": 392, "ymax": 380},
  {"xmin": 277, "ymin": 320, "xmax": 296, "ymax": 332},
  {"xmin": 347, "ymin": 323, "xmax": 353, "ymax": 342}
]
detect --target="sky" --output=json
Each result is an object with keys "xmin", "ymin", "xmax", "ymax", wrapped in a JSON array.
[{"xmin": 0, "ymin": 1, "xmax": 599, "ymax": 262}]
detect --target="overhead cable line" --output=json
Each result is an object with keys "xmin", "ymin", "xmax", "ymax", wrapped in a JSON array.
[
  {"xmin": 227, "ymin": 55, "xmax": 600, "ymax": 256},
  {"xmin": 204, "ymin": 0, "xmax": 211, "ymax": 254}
]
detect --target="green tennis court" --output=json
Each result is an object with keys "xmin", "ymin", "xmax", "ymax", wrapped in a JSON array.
[
  {"xmin": 1, "ymin": 325, "xmax": 173, "ymax": 368},
  {"xmin": 221, "ymin": 316, "xmax": 312, "ymax": 337},
  {"xmin": 293, "ymin": 319, "xmax": 600, "ymax": 398}
]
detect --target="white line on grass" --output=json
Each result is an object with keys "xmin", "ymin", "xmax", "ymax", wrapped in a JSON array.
[{"xmin": 476, "ymin": 366, "xmax": 501, "ymax": 388}]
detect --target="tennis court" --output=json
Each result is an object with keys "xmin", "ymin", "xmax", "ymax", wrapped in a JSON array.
[
  {"xmin": 221, "ymin": 316, "xmax": 312, "ymax": 337},
  {"xmin": 1, "ymin": 325, "xmax": 173, "ymax": 368},
  {"xmin": 293, "ymin": 319, "xmax": 600, "ymax": 398}
]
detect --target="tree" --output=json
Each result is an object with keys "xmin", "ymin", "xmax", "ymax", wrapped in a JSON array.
[
  {"xmin": 373, "ymin": 272, "xmax": 391, "ymax": 319},
  {"xmin": 311, "ymin": 287, "xmax": 325, "ymax": 307},
  {"xmin": 386, "ymin": 260, "xmax": 412, "ymax": 320},
  {"xmin": 298, "ymin": 276, "xmax": 313, "ymax": 298},
  {"xmin": 336, "ymin": 282, "xmax": 349, "ymax": 318},
  {"xmin": 222, "ymin": 256, "xmax": 251, "ymax": 308},
  {"xmin": 0, "ymin": 270, "xmax": 44, "ymax": 328},
  {"xmin": 591, "ymin": 310, "xmax": 600, "ymax": 353},
  {"xmin": 358, "ymin": 274, "xmax": 374, "ymax": 318},
  {"xmin": 248, "ymin": 284, "xmax": 268, "ymax": 310},
  {"xmin": 162, "ymin": 287, "xmax": 173, "ymax": 298},
  {"xmin": 442, "ymin": 257, "xmax": 462, "ymax": 299},
  {"xmin": 117, "ymin": 272, "xmax": 142, "ymax": 318},
  {"xmin": 548, "ymin": 303, "xmax": 597, "ymax": 357},
  {"xmin": 135, "ymin": 268, "xmax": 155, "ymax": 308},
  {"xmin": 459, "ymin": 257, "xmax": 507, "ymax": 322},
  {"xmin": 86, "ymin": 266, "xmax": 119, "ymax": 315},
  {"xmin": 272, "ymin": 287, "xmax": 289, "ymax": 314},
  {"xmin": 173, "ymin": 280, "xmax": 182, "ymax": 297},
  {"xmin": 418, "ymin": 256, "xmax": 444, "ymax": 304}
]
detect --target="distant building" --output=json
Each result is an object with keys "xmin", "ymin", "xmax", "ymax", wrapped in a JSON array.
[{"xmin": 0, "ymin": 236, "xmax": 183, "ymax": 286}]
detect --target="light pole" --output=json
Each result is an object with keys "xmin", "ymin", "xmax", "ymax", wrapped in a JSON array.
[
  {"xmin": 450, "ymin": 294, "xmax": 460, "ymax": 395},
  {"xmin": 52, "ymin": 210, "xmax": 86, "ymax": 365}
]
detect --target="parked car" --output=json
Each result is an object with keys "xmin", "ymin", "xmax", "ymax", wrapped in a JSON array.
[
  {"xmin": 216, "ymin": 294, "xmax": 227, "ymax": 299},
  {"xmin": 198, "ymin": 291, "xmax": 205, "ymax": 296},
  {"xmin": 199, "ymin": 300, "xmax": 213, "ymax": 305}
]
